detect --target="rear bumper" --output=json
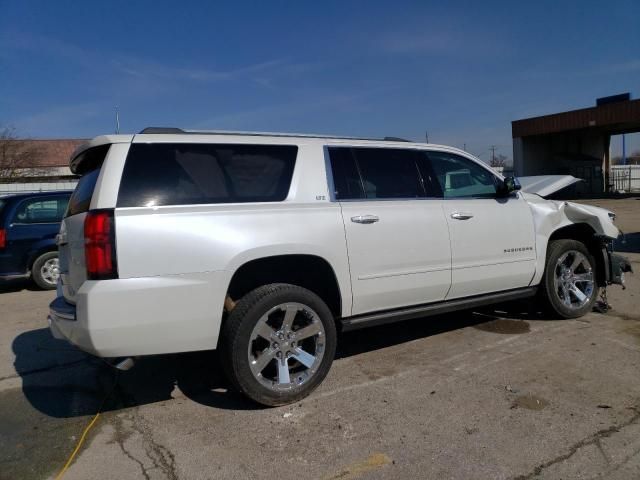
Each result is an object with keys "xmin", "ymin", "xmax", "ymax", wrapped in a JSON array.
[{"xmin": 48, "ymin": 271, "xmax": 229, "ymax": 357}]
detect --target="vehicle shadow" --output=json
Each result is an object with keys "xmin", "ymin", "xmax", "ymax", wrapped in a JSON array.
[{"xmin": 12, "ymin": 301, "xmax": 540, "ymax": 417}]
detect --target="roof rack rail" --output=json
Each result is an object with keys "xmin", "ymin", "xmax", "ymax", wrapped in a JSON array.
[
  {"xmin": 383, "ymin": 136, "xmax": 411, "ymax": 142},
  {"xmin": 139, "ymin": 127, "xmax": 186, "ymax": 134},
  {"xmin": 138, "ymin": 127, "xmax": 412, "ymax": 142}
]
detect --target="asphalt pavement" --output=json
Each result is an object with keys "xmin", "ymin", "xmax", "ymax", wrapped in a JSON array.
[{"xmin": 1, "ymin": 197, "xmax": 639, "ymax": 480}]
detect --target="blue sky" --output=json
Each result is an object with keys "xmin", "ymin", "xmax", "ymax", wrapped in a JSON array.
[{"xmin": 1, "ymin": 0, "xmax": 639, "ymax": 161}]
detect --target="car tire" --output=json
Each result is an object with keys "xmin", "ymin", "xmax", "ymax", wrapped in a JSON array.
[
  {"xmin": 540, "ymin": 239, "xmax": 598, "ymax": 319},
  {"xmin": 31, "ymin": 251, "xmax": 60, "ymax": 290},
  {"xmin": 220, "ymin": 283, "xmax": 337, "ymax": 406}
]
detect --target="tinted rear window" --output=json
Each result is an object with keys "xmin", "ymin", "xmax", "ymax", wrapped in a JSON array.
[
  {"xmin": 67, "ymin": 168, "xmax": 101, "ymax": 216},
  {"xmin": 329, "ymin": 147, "xmax": 427, "ymax": 200},
  {"xmin": 67, "ymin": 145, "xmax": 111, "ymax": 216},
  {"xmin": 117, "ymin": 143, "xmax": 297, "ymax": 207},
  {"xmin": 328, "ymin": 147, "xmax": 364, "ymax": 200}
]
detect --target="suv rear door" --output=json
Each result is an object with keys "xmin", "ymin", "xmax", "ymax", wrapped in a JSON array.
[{"xmin": 329, "ymin": 146, "xmax": 452, "ymax": 316}]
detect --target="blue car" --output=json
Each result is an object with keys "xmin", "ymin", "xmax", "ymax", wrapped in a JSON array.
[{"xmin": 0, "ymin": 191, "xmax": 72, "ymax": 289}]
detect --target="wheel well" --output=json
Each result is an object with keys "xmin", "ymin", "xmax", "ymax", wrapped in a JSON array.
[
  {"xmin": 227, "ymin": 255, "xmax": 342, "ymax": 316},
  {"xmin": 548, "ymin": 223, "xmax": 606, "ymax": 286},
  {"xmin": 28, "ymin": 247, "xmax": 57, "ymax": 270}
]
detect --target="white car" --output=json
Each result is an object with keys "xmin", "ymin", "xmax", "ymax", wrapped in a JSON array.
[{"xmin": 48, "ymin": 128, "xmax": 631, "ymax": 406}]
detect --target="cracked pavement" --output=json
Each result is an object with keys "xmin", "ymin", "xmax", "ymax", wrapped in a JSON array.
[{"xmin": 1, "ymin": 197, "xmax": 639, "ymax": 480}]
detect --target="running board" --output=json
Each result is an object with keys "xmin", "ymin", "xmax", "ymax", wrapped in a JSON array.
[{"xmin": 340, "ymin": 287, "xmax": 537, "ymax": 332}]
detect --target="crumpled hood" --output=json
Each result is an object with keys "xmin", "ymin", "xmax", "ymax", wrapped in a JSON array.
[{"xmin": 518, "ymin": 175, "xmax": 583, "ymax": 197}]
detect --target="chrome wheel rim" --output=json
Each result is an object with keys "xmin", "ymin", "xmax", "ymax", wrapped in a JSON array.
[
  {"xmin": 553, "ymin": 250, "xmax": 594, "ymax": 310},
  {"xmin": 247, "ymin": 302, "xmax": 326, "ymax": 392},
  {"xmin": 40, "ymin": 257, "xmax": 60, "ymax": 286}
]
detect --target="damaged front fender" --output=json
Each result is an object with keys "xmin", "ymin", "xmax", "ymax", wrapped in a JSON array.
[
  {"xmin": 523, "ymin": 193, "xmax": 629, "ymax": 287},
  {"xmin": 523, "ymin": 193, "xmax": 620, "ymax": 241}
]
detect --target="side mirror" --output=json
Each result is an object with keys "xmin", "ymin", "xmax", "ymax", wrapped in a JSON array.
[{"xmin": 498, "ymin": 176, "xmax": 521, "ymax": 196}]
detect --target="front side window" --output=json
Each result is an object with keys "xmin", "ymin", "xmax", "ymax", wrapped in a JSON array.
[
  {"xmin": 12, "ymin": 196, "xmax": 69, "ymax": 224},
  {"xmin": 117, "ymin": 143, "xmax": 298, "ymax": 207},
  {"xmin": 426, "ymin": 151, "xmax": 499, "ymax": 198}
]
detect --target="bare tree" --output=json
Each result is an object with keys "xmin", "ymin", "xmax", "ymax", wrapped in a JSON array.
[
  {"xmin": 490, "ymin": 153, "xmax": 507, "ymax": 168},
  {"xmin": 0, "ymin": 127, "xmax": 47, "ymax": 180}
]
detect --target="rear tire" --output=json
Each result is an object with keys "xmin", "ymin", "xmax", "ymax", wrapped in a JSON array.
[
  {"xmin": 32, "ymin": 252, "xmax": 60, "ymax": 290},
  {"xmin": 540, "ymin": 239, "xmax": 598, "ymax": 319},
  {"xmin": 220, "ymin": 283, "xmax": 337, "ymax": 406}
]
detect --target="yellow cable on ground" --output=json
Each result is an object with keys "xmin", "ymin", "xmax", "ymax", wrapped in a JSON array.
[{"xmin": 54, "ymin": 411, "xmax": 102, "ymax": 480}]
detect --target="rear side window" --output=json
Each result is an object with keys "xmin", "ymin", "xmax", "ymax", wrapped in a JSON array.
[
  {"xmin": 117, "ymin": 143, "xmax": 297, "ymax": 207},
  {"xmin": 12, "ymin": 196, "xmax": 69, "ymax": 224},
  {"xmin": 328, "ymin": 147, "xmax": 364, "ymax": 200},
  {"xmin": 329, "ymin": 147, "xmax": 426, "ymax": 200},
  {"xmin": 67, "ymin": 145, "xmax": 111, "ymax": 216}
]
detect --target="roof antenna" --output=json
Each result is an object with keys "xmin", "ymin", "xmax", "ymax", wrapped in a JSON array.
[{"xmin": 115, "ymin": 106, "xmax": 120, "ymax": 134}]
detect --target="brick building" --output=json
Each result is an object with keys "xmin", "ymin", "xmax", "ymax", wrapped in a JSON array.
[{"xmin": 0, "ymin": 139, "xmax": 85, "ymax": 194}]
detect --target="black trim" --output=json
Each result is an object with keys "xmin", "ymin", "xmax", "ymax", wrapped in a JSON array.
[
  {"xmin": 340, "ymin": 287, "xmax": 537, "ymax": 331},
  {"xmin": 599, "ymin": 246, "xmax": 611, "ymax": 286},
  {"xmin": 383, "ymin": 136, "xmax": 411, "ymax": 142},
  {"xmin": 0, "ymin": 273, "xmax": 30, "ymax": 281},
  {"xmin": 139, "ymin": 127, "xmax": 186, "ymax": 134}
]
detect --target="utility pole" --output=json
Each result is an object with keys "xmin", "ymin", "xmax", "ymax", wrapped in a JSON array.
[
  {"xmin": 463, "ymin": 143, "xmax": 466, "ymax": 152},
  {"xmin": 115, "ymin": 106, "xmax": 120, "ymax": 134},
  {"xmin": 490, "ymin": 145, "xmax": 496, "ymax": 164},
  {"xmin": 425, "ymin": 130, "xmax": 429, "ymax": 143}
]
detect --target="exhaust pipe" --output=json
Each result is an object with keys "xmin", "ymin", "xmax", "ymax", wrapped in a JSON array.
[{"xmin": 113, "ymin": 357, "xmax": 135, "ymax": 371}]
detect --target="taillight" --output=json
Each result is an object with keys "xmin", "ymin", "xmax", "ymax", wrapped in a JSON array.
[
  {"xmin": 0, "ymin": 229, "xmax": 5, "ymax": 249},
  {"xmin": 84, "ymin": 210, "xmax": 118, "ymax": 280}
]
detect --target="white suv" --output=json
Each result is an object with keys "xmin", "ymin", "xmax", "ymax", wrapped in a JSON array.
[{"xmin": 48, "ymin": 128, "xmax": 631, "ymax": 406}]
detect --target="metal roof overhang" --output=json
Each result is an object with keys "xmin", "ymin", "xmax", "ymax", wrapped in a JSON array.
[{"xmin": 512, "ymin": 99, "xmax": 640, "ymax": 138}]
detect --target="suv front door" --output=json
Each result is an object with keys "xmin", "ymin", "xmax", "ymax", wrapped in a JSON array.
[
  {"xmin": 329, "ymin": 147, "xmax": 451, "ymax": 316},
  {"xmin": 422, "ymin": 151, "xmax": 536, "ymax": 299}
]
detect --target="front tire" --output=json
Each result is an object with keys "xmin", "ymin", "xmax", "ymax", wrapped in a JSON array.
[
  {"xmin": 221, "ymin": 284, "xmax": 337, "ymax": 406},
  {"xmin": 540, "ymin": 239, "xmax": 598, "ymax": 319},
  {"xmin": 32, "ymin": 252, "xmax": 60, "ymax": 290}
]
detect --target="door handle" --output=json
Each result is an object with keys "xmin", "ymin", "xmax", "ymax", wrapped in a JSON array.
[
  {"xmin": 351, "ymin": 215, "xmax": 379, "ymax": 224},
  {"xmin": 450, "ymin": 212, "xmax": 474, "ymax": 220}
]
